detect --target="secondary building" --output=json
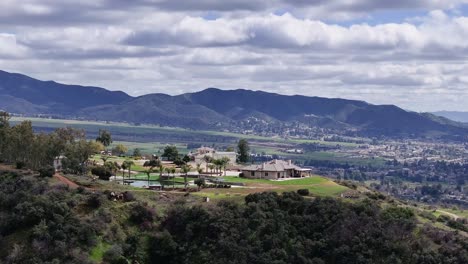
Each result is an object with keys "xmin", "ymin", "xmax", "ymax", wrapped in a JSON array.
[
  {"xmin": 189, "ymin": 147, "xmax": 237, "ymax": 164},
  {"xmin": 241, "ymin": 159, "xmax": 311, "ymax": 180}
]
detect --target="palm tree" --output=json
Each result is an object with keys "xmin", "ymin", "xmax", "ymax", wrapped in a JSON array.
[
  {"xmin": 196, "ymin": 163, "xmax": 202, "ymax": 178},
  {"xmin": 181, "ymin": 164, "xmax": 192, "ymax": 188},
  {"xmin": 171, "ymin": 167, "xmax": 176, "ymax": 189},
  {"xmin": 221, "ymin": 157, "xmax": 230, "ymax": 176},
  {"xmin": 203, "ymin": 155, "xmax": 212, "ymax": 172},
  {"xmin": 121, "ymin": 162, "xmax": 127, "ymax": 178},
  {"xmin": 122, "ymin": 160, "xmax": 134, "ymax": 179},
  {"xmin": 113, "ymin": 161, "xmax": 123, "ymax": 184},
  {"xmin": 159, "ymin": 164, "xmax": 164, "ymax": 178},
  {"xmin": 212, "ymin": 159, "xmax": 222, "ymax": 175},
  {"xmin": 145, "ymin": 168, "xmax": 153, "ymax": 187},
  {"xmin": 208, "ymin": 164, "xmax": 215, "ymax": 174},
  {"xmin": 164, "ymin": 167, "xmax": 171, "ymax": 187},
  {"xmin": 143, "ymin": 159, "xmax": 160, "ymax": 187},
  {"xmin": 126, "ymin": 160, "xmax": 134, "ymax": 180}
]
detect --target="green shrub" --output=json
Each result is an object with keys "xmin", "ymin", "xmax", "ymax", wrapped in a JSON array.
[
  {"xmin": 194, "ymin": 178, "xmax": 205, "ymax": 189},
  {"xmin": 38, "ymin": 166, "xmax": 55, "ymax": 178},
  {"xmin": 297, "ymin": 189, "xmax": 310, "ymax": 196},
  {"xmin": 86, "ymin": 193, "xmax": 104, "ymax": 209},
  {"xmin": 91, "ymin": 166, "xmax": 112, "ymax": 180},
  {"xmin": 129, "ymin": 203, "xmax": 156, "ymax": 225}
]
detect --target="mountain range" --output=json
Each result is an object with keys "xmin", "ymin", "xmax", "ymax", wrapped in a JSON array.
[{"xmin": 1, "ymin": 70, "xmax": 467, "ymax": 139}]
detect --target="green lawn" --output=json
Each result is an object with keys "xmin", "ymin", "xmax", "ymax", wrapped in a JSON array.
[
  {"xmin": 221, "ymin": 176, "xmax": 331, "ymax": 185},
  {"xmin": 215, "ymin": 176, "xmax": 348, "ymax": 197},
  {"xmin": 305, "ymin": 184, "xmax": 348, "ymax": 196}
]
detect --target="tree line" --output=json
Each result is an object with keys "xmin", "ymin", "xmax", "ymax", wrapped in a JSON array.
[{"xmin": 0, "ymin": 112, "xmax": 103, "ymax": 173}]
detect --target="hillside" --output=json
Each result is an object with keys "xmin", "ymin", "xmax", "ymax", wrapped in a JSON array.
[
  {"xmin": 0, "ymin": 168, "xmax": 467, "ymax": 263},
  {"xmin": 0, "ymin": 70, "xmax": 131, "ymax": 114},
  {"xmin": 78, "ymin": 93, "xmax": 229, "ymax": 129},
  {"xmin": 433, "ymin": 111, "xmax": 468, "ymax": 123},
  {"xmin": 0, "ymin": 70, "xmax": 467, "ymax": 138}
]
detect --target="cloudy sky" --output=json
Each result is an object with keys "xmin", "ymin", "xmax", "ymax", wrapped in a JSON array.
[{"xmin": 1, "ymin": 0, "xmax": 468, "ymax": 111}]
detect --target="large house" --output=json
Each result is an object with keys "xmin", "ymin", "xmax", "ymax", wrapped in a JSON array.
[
  {"xmin": 241, "ymin": 159, "xmax": 311, "ymax": 180},
  {"xmin": 190, "ymin": 147, "xmax": 237, "ymax": 164}
]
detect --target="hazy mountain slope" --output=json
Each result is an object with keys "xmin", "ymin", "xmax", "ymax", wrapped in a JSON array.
[
  {"xmin": 184, "ymin": 88, "xmax": 370, "ymax": 120},
  {"xmin": 185, "ymin": 88, "xmax": 467, "ymax": 136},
  {"xmin": 78, "ymin": 93, "xmax": 229, "ymax": 129},
  {"xmin": 0, "ymin": 70, "xmax": 131, "ymax": 113},
  {"xmin": 433, "ymin": 111, "xmax": 468, "ymax": 123},
  {"xmin": 0, "ymin": 95, "xmax": 48, "ymax": 114}
]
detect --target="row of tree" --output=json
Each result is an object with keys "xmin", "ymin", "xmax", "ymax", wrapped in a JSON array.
[{"xmin": 0, "ymin": 112, "xmax": 103, "ymax": 172}]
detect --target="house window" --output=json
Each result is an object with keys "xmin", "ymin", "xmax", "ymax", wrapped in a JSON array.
[
  {"xmin": 251, "ymin": 171, "xmax": 255, "ymax": 177},
  {"xmin": 265, "ymin": 172, "xmax": 268, "ymax": 177}
]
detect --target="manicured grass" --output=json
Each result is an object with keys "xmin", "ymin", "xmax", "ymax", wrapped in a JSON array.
[
  {"xmin": 221, "ymin": 176, "xmax": 329, "ymax": 185},
  {"xmin": 270, "ymin": 177, "xmax": 329, "ymax": 185},
  {"xmin": 305, "ymin": 182, "xmax": 348, "ymax": 196},
  {"xmin": 215, "ymin": 176, "xmax": 348, "ymax": 197}
]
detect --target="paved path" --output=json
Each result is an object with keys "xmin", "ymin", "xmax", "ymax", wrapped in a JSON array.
[{"xmin": 54, "ymin": 172, "xmax": 80, "ymax": 188}]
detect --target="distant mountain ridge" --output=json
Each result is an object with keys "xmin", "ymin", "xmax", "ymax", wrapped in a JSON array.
[
  {"xmin": 0, "ymin": 70, "xmax": 131, "ymax": 114},
  {"xmin": 0, "ymin": 70, "xmax": 467, "ymax": 139},
  {"xmin": 432, "ymin": 111, "xmax": 468, "ymax": 123}
]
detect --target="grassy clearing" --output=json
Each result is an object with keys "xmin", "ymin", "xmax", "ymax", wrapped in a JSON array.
[
  {"xmin": 436, "ymin": 208, "xmax": 468, "ymax": 219},
  {"xmin": 89, "ymin": 239, "xmax": 111, "ymax": 263},
  {"xmin": 441, "ymin": 208, "xmax": 468, "ymax": 218}
]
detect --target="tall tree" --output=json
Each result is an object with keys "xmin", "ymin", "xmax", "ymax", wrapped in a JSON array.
[
  {"xmin": 237, "ymin": 139, "xmax": 250, "ymax": 163},
  {"xmin": 113, "ymin": 144, "xmax": 128, "ymax": 157},
  {"xmin": 133, "ymin": 148, "xmax": 142, "ymax": 158},
  {"xmin": 96, "ymin": 129, "xmax": 112, "ymax": 148},
  {"xmin": 162, "ymin": 145, "xmax": 179, "ymax": 161}
]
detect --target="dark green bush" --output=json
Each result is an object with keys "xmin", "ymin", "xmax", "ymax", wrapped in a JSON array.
[
  {"xmin": 129, "ymin": 203, "xmax": 156, "ymax": 225},
  {"xmin": 38, "ymin": 166, "xmax": 55, "ymax": 177},
  {"xmin": 297, "ymin": 189, "xmax": 310, "ymax": 196},
  {"xmin": 86, "ymin": 193, "xmax": 104, "ymax": 209},
  {"xmin": 91, "ymin": 166, "xmax": 112, "ymax": 180}
]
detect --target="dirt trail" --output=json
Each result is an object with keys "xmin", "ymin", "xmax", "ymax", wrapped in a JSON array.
[
  {"xmin": 437, "ymin": 210, "xmax": 460, "ymax": 220},
  {"xmin": 54, "ymin": 172, "xmax": 80, "ymax": 188}
]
